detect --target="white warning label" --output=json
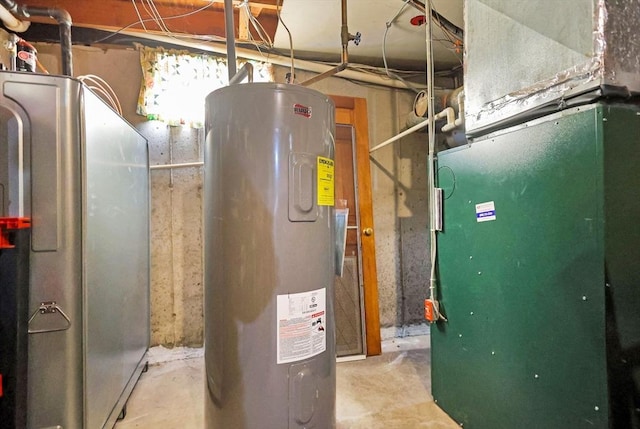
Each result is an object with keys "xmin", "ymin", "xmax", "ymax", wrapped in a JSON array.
[{"xmin": 276, "ymin": 288, "xmax": 326, "ymax": 364}]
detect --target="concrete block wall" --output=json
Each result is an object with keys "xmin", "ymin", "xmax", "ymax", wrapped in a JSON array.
[
  {"xmin": 35, "ymin": 43, "xmax": 432, "ymax": 346},
  {"xmin": 143, "ymin": 124, "xmax": 205, "ymax": 347}
]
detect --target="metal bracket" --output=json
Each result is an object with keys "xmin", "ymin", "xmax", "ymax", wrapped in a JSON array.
[
  {"xmin": 433, "ymin": 187, "xmax": 443, "ymax": 232},
  {"xmin": 28, "ymin": 301, "xmax": 71, "ymax": 334}
]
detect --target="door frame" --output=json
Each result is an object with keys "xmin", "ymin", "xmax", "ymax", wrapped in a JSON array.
[{"xmin": 331, "ymin": 95, "xmax": 381, "ymax": 356}]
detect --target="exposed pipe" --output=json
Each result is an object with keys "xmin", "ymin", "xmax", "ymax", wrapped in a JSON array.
[
  {"xmin": 0, "ymin": 0, "xmax": 73, "ymax": 76},
  {"xmin": 97, "ymin": 27, "xmax": 423, "ymax": 90},
  {"xmin": 223, "ymin": 0, "xmax": 237, "ymax": 81},
  {"xmin": 228, "ymin": 62, "xmax": 253, "ymax": 85},
  {"xmin": 439, "ymin": 87, "xmax": 464, "ymax": 133},
  {"xmin": 149, "ymin": 161, "xmax": 204, "ymax": 170},
  {"xmin": 369, "ymin": 118, "xmax": 429, "ymax": 153},
  {"xmin": 300, "ymin": 63, "xmax": 347, "ymax": 87},
  {"xmin": 0, "ymin": 3, "xmax": 28, "ymax": 32},
  {"xmin": 339, "ymin": 0, "xmax": 350, "ymax": 64},
  {"xmin": 276, "ymin": 0, "xmax": 295, "ymax": 83},
  {"xmin": 369, "ymin": 105, "xmax": 453, "ymax": 154},
  {"xmin": 436, "ymin": 107, "xmax": 455, "ymax": 132},
  {"xmin": 300, "ymin": 0, "xmax": 360, "ymax": 87},
  {"xmin": 454, "ymin": 88, "xmax": 464, "ymax": 127}
]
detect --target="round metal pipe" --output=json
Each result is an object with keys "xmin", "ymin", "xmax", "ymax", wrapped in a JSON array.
[
  {"xmin": 228, "ymin": 62, "xmax": 253, "ymax": 85},
  {"xmin": 302, "ymin": 0, "xmax": 351, "ymax": 87},
  {"xmin": 223, "ymin": 0, "xmax": 237, "ymax": 80}
]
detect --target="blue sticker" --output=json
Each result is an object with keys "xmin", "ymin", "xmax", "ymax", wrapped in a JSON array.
[{"xmin": 475, "ymin": 201, "xmax": 496, "ymax": 222}]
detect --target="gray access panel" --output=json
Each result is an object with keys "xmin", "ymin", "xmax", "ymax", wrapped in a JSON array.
[{"xmin": 0, "ymin": 71, "xmax": 150, "ymax": 429}]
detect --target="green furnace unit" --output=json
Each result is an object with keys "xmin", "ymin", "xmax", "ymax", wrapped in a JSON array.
[{"xmin": 432, "ymin": 103, "xmax": 640, "ymax": 429}]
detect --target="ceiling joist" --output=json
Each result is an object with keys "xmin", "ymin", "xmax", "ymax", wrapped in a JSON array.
[{"xmin": 11, "ymin": 0, "xmax": 280, "ymax": 42}]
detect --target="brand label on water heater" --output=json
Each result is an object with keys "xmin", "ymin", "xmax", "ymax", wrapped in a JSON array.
[
  {"xmin": 293, "ymin": 103, "xmax": 312, "ymax": 118},
  {"xmin": 276, "ymin": 287, "xmax": 326, "ymax": 364},
  {"xmin": 317, "ymin": 157, "xmax": 335, "ymax": 206}
]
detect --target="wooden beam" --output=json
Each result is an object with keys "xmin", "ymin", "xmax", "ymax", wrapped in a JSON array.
[
  {"xmin": 17, "ymin": 0, "xmax": 279, "ymax": 41},
  {"xmin": 238, "ymin": 4, "xmax": 250, "ymax": 40},
  {"xmin": 200, "ymin": 0, "xmax": 281, "ymax": 11},
  {"xmin": 153, "ymin": 0, "xmax": 281, "ymax": 11}
]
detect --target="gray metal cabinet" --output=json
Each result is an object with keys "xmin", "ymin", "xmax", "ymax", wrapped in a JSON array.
[{"xmin": 0, "ymin": 71, "xmax": 150, "ymax": 429}]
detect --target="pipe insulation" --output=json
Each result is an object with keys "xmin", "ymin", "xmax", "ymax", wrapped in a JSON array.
[{"xmin": 0, "ymin": 3, "xmax": 28, "ymax": 32}]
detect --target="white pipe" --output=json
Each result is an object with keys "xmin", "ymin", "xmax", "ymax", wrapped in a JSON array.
[
  {"xmin": 149, "ymin": 161, "xmax": 204, "ymax": 170},
  {"xmin": 369, "ymin": 118, "xmax": 429, "ymax": 153},
  {"xmin": 0, "ymin": 4, "xmax": 29, "ymax": 32},
  {"xmin": 369, "ymin": 105, "xmax": 454, "ymax": 154},
  {"xmin": 436, "ymin": 107, "xmax": 455, "ymax": 132},
  {"xmin": 454, "ymin": 88, "xmax": 465, "ymax": 128},
  {"xmin": 90, "ymin": 26, "xmax": 425, "ymax": 91}
]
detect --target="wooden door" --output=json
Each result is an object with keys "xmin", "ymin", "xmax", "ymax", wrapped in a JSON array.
[{"xmin": 331, "ymin": 95, "xmax": 381, "ymax": 356}]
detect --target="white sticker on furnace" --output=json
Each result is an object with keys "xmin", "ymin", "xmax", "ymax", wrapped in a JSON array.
[
  {"xmin": 276, "ymin": 288, "xmax": 326, "ymax": 364},
  {"xmin": 476, "ymin": 201, "xmax": 496, "ymax": 222}
]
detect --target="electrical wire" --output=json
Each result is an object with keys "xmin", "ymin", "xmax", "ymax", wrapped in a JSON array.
[
  {"xmin": 405, "ymin": 0, "xmax": 463, "ymax": 43},
  {"xmin": 78, "ymin": 74, "xmax": 123, "ymax": 115},
  {"xmin": 425, "ymin": 0, "xmax": 446, "ymax": 322},
  {"xmin": 403, "ymin": 0, "xmax": 463, "ymax": 67},
  {"xmin": 141, "ymin": 0, "xmax": 171, "ymax": 34},
  {"xmin": 234, "ymin": 1, "xmax": 274, "ymax": 58},
  {"xmin": 430, "ymin": 8, "xmax": 462, "ymax": 65},
  {"xmin": 35, "ymin": 58, "xmax": 49, "ymax": 74},
  {"xmin": 382, "ymin": 0, "xmax": 421, "ymax": 94},
  {"xmin": 240, "ymin": 0, "xmax": 273, "ymax": 47},
  {"xmin": 276, "ymin": 0, "xmax": 295, "ymax": 83},
  {"xmin": 131, "ymin": 0, "xmax": 149, "ymax": 32},
  {"xmin": 91, "ymin": 0, "xmax": 216, "ymax": 44}
]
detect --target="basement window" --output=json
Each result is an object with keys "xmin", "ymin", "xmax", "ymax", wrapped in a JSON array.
[{"xmin": 137, "ymin": 46, "xmax": 273, "ymax": 127}]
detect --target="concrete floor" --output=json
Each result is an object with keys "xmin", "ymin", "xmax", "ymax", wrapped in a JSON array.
[{"xmin": 114, "ymin": 335, "xmax": 459, "ymax": 429}]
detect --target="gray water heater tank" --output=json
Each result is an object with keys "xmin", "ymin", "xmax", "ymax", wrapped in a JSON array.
[{"xmin": 203, "ymin": 83, "xmax": 336, "ymax": 429}]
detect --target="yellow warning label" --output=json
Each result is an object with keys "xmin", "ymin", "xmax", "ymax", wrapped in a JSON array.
[{"xmin": 317, "ymin": 156, "xmax": 334, "ymax": 206}]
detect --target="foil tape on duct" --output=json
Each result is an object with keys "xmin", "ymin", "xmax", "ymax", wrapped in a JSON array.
[{"xmin": 464, "ymin": 0, "xmax": 640, "ymax": 136}]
